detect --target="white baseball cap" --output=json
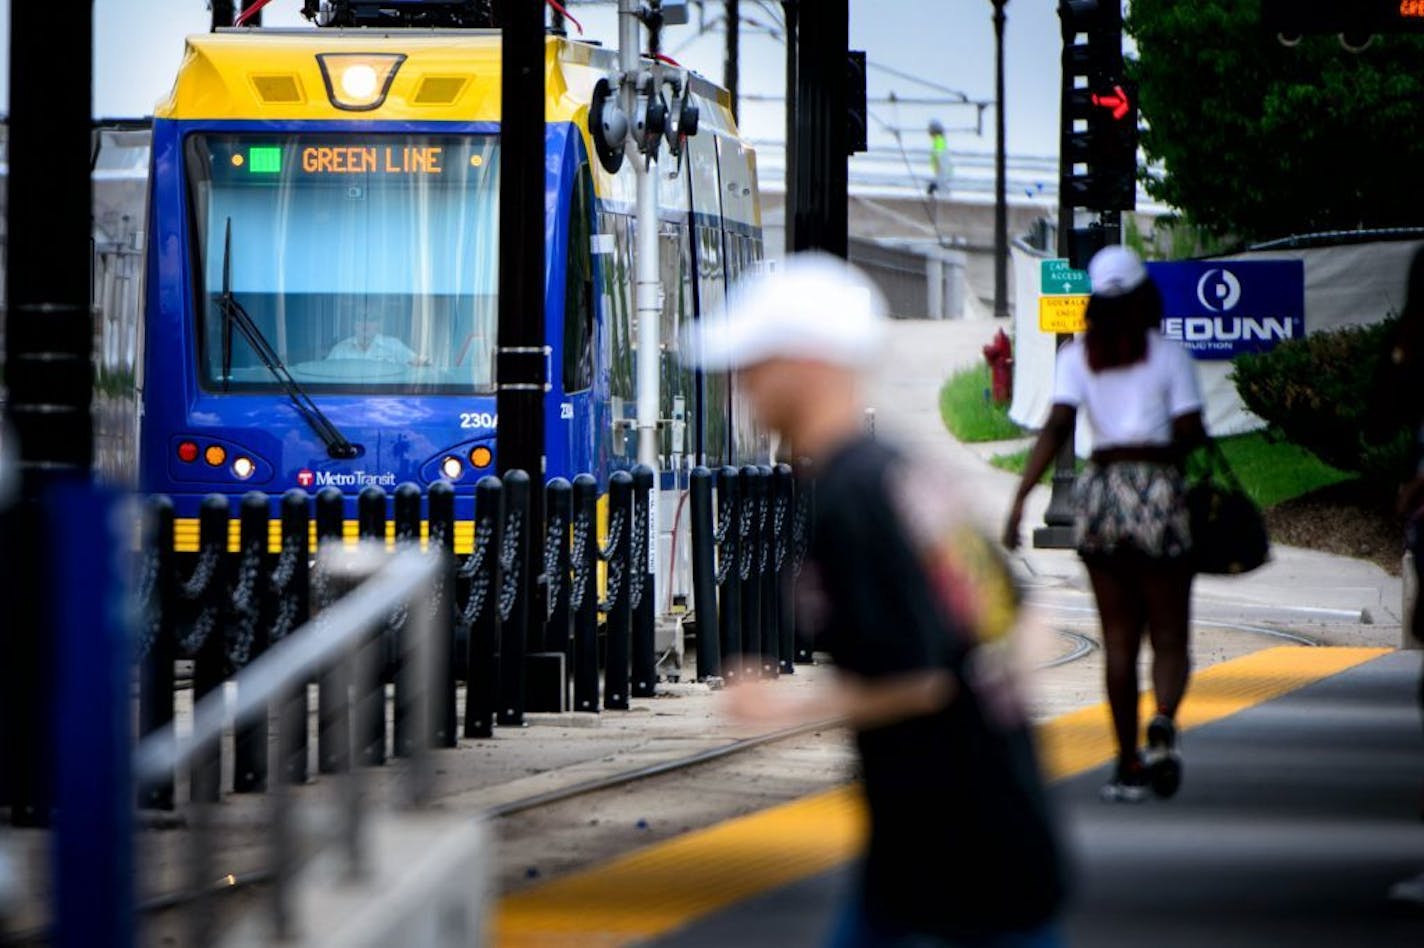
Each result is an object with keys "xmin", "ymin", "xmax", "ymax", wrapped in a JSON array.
[
  {"xmin": 686, "ymin": 252, "xmax": 888, "ymax": 370},
  {"xmin": 1088, "ymin": 245, "xmax": 1149, "ymax": 298}
]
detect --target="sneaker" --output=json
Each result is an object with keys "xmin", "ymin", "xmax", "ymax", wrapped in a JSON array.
[
  {"xmin": 1144, "ymin": 714, "xmax": 1183, "ymax": 799},
  {"xmin": 1100, "ymin": 759, "xmax": 1149, "ymax": 803}
]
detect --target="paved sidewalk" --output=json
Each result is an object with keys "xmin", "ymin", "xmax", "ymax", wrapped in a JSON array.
[{"xmin": 865, "ymin": 319, "xmax": 1406, "ymax": 630}]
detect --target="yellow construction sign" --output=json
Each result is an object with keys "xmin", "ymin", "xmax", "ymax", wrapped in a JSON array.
[{"xmin": 1039, "ymin": 295, "xmax": 1088, "ymax": 333}]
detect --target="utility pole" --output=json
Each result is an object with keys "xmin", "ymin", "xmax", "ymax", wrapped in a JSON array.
[
  {"xmin": 212, "ymin": 0, "xmax": 235, "ymax": 29},
  {"xmin": 492, "ymin": 0, "xmax": 547, "ymax": 723},
  {"xmin": 3, "ymin": 0, "xmax": 95, "ymax": 828},
  {"xmin": 790, "ymin": 0, "xmax": 848, "ymax": 257},
  {"xmin": 725, "ymin": 0, "xmax": 740, "ymax": 121},
  {"xmin": 619, "ymin": 0, "xmax": 664, "ymax": 476},
  {"xmin": 782, "ymin": 0, "xmax": 798, "ymax": 257},
  {"xmin": 992, "ymin": 0, "xmax": 1010, "ymax": 319}
]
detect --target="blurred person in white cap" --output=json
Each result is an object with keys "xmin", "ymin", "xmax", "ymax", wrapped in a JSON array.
[
  {"xmin": 693, "ymin": 252, "xmax": 1065, "ymax": 948},
  {"xmin": 1004, "ymin": 245, "xmax": 1206, "ymax": 804}
]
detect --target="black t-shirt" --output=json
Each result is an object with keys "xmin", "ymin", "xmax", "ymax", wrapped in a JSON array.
[{"xmin": 798, "ymin": 434, "xmax": 1065, "ymax": 939}]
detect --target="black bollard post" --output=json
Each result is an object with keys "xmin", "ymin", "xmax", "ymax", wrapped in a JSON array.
[
  {"xmin": 630, "ymin": 465, "xmax": 657, "ymax": 698},
  {"xmin": 688, "ymin": 468, "xmax": 721, "ymax": 681},
  {"xmin": 428, "ymin": 480, "xmax": 458, "ymax": 747},
  {"xmin": 276, "ymin": 490, "xmax": 311, "ymax": 783},
  {"xmin": 137, "ymin": 497, "xmax": 177, "ymax": 809},
  {"xmin": 793, "ymin": 473, "xmax": 816, "ymax": 664},
  {"xmin": 232, "ymin": 492, "xmax": 271, "ymax": 793},
  {"xmin": 543, "ymin": 478, "xmax": 573, "ymax": 654},
  {"xmin": 315, "ymin": 486, "xmax": 349, "ymax": 774},
  {"xmin": 715, "ymin": 466, "xmax": 742, "ymax": 683},
  {"xmin": 527, "ymin": 477, "xmax": 572, "ymax": 712},
  {"xmin": 357, "ymin": 485, "xmax": 388, "ymax": 766},
  {"xmin": 759, "ymin": 465, "xmax": 780, "ymax": 678},
  {"xmin": 190, "ymin": 495, "xmax": 229, "ymax": 804},
  {"xmin": 392, "ymin": 482, "xmax": 421, "ymax": 757},
  {"xmin": 739, "ymin": 466, "xmax": 763, "ymax": 678},
  {"xmin": 774, "ymin": 464, "xmax": 796, "ymax": 675},
  {"xmin": 604, "ymin": 471, "xmax": 633, "ymax": 710},
  {"xmin": 570, "ymin": 475, "xmax": 600, "ymax": 712},
  {"xmin": 497, "ymin": 469, "xmax": 531, "ymax": 727},
  {"xmin": 464, "ymin": 476, "xmax": 503, "ymax": 738}
]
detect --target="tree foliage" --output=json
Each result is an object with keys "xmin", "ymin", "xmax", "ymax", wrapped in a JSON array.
[{"xmin": 1127, "ymin": 1, "xmax": 1424, "ymax": 242}]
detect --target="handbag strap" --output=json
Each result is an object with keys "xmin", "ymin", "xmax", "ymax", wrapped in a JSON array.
[{"xmin": 1199, "ymin": 439, "xmax": 1247, "ymax": 495}]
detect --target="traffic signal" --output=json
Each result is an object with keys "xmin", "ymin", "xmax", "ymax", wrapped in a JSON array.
[{"xmin": 1058, "ymin": 1, "xmax": 1136, "ymax": 212}]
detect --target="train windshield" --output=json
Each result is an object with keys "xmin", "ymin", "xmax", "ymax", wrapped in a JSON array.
[{"xmin": 186, "ymin": 134, "xmax": 500, "ymax": 394}]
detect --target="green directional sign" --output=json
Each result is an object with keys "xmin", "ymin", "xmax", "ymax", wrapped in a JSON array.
[{"xmin": 1041, "ymin": 258, "xmax": 1091, "ymax": 296}]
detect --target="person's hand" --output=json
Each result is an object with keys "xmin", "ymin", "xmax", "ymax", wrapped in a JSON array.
[
  {"xmin": 1002, "ymin": 500, "xmax": 1024, "ymax": 551},
  {"xmin": 720, "ymin": 678, "xmax": 803, "ymax": 727}
]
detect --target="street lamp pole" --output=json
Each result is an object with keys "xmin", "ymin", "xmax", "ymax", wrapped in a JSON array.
[{"xmin": 992, "ymin": 0, "xmax": 1010, "ymax": 319}]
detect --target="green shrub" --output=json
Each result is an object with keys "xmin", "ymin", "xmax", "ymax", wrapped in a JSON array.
[{"xmin": 1231, "ymin": 319, "xmax": 1412, "ymax": 484}]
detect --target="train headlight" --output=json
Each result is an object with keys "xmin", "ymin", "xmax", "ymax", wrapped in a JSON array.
[
  {"xmin": 316, "ymin": 53, "xmax": 405, "ymax": 112},
  {"xmin": 231, "ymin": 456, "xmax": 256, "ymax": 480},
  {"xmin": 441, "ymin": 456, "xmax": 464, "ymax": 480},
  {"xmin": 341, "ymin": 64, "xmax": 379, "ymax": 101},
  {"xmin": 469, "ymin": 445, "xmax": 493, "ymax": 469},
  {"xmin": 204, "ymin": 445, "xmax": 227, "ymax": 467}
]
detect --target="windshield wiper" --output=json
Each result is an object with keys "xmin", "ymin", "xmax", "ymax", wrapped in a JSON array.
[{"xmin": 216, "ymin": 219, "xmax": 361, "ymax": 460}]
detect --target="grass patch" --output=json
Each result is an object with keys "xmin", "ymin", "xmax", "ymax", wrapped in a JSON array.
[
  {"xmin": 988, "ymin": 432, "xmax": 1354, "ymax": 508},
  {"xmin": 989, "ymin": 447, "xmax": 1083, "ymax": 484},
  {"xmin": 1215, "ymin": 433, "xmax": 1354, "ymax": 509},
  {"xmin": 938, "ymin": 364, "xmax": 1023, "ymax": 443}
]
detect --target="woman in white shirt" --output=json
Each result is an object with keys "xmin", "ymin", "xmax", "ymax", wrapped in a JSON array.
[{"xmin": 1003, "ymin": 246, "xmax": 1206, "ymax": 803}]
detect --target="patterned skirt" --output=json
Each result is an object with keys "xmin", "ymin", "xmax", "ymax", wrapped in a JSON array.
[{"xmin": 1073, "ymin": 461, "xmax": 1191, "ymax": 562}]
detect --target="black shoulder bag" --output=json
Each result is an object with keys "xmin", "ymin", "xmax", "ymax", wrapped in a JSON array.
[{"xmin": 1185, "ymin": 441, "xmax": 1270, "ymax": 575}]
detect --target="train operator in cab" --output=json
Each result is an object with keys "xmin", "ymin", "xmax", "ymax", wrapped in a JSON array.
[{"xmin": 327, "ymin": 316, "xmax": 430, "ymax": 367}]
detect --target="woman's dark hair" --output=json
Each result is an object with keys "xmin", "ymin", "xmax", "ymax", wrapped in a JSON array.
[{"xmin": 1084, "ymin": 278, "xmax": 1163, "ymax": 373}]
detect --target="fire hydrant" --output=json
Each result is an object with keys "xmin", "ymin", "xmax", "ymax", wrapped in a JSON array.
[{"xmin": 982, "ymin": 329, "xmax": 1014, "ymax": 406}]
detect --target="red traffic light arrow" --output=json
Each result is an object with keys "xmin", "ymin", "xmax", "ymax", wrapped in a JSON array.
[{"xmin": 1091, "ymin": 85, "xmax": 1132, "ymax": 121}]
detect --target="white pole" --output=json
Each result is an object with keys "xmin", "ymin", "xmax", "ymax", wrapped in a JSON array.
[
  {"xmin": 620, "ymin": 0, "xmax": 662, "ymax": 473},
  {"xmin": 634, "ymin": 161, "xmax": 661, "ymax": 470},
  {"xmin": 618, "ymin": 0, "xmax": 640, "ymax": 111}
]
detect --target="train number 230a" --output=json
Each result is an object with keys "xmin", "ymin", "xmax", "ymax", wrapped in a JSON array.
[{"xmin": 459, "ymin": 412, "xmax": 498, "ymax": 430}]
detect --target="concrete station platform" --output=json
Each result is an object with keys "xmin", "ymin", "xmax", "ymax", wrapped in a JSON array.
[{"xmin": 494, "ymin": 647, "xmax": 1424, "ymax": 947}]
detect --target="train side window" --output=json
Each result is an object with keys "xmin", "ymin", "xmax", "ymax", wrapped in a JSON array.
[{"xmin": 563, "ymin": 165, "xmax": 595, "ymax": 393}]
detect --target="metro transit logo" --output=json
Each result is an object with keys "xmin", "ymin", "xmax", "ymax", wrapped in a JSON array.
[{"xmin": 295, "ymin": 469, "xmax": 397, "ymax": 488}]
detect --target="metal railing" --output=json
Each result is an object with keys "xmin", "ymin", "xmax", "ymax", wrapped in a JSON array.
[{"xmin": 134, "ymin": 546, "xmax": 444, "ymax": 944}]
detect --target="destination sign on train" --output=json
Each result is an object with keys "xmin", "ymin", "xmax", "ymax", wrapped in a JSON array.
[
  {"xmin": 226, "ymin": 143, "xmax": 488, "ymax": 178},
  {"xmin": 301, "ymin": 145, "xmax": 445, "ymax": 175}
]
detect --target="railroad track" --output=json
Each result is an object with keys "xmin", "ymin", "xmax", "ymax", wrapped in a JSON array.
[{"xmin": 3, "ymin": 609, "xmax": 1321, "ymax": 944}]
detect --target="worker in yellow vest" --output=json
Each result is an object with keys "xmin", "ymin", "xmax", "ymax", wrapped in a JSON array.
[{"xmin": 928, "ymin": 119, "xmax": 952, "ymax": 195}]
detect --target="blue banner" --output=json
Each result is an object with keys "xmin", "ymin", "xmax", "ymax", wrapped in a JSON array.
[{"xmin": 1145, "ymin": 260, "xmax": 1305, "ymax": 361}]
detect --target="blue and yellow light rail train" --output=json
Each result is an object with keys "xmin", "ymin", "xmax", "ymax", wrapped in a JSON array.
[{"xmin": 140, "ymin": 27, "xmax": 766, "ymax": 550}]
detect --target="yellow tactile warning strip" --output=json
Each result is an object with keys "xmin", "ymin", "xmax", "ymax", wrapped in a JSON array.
[{"xmin": 494, "ymin": 646, "xmax": 1389, "ymax": 947}]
